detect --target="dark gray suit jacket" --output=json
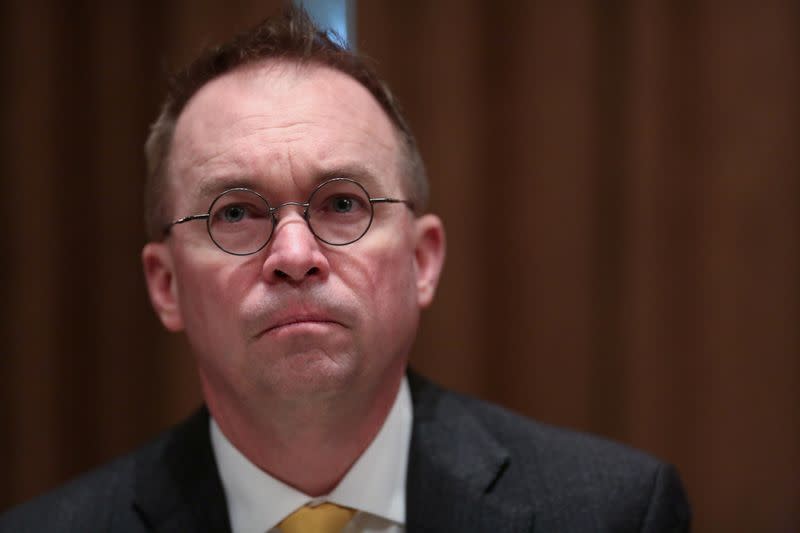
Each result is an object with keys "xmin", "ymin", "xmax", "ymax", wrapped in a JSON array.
[{"xmin": 0, "ymin": 372, "xmax": 690, "ymax": 532}]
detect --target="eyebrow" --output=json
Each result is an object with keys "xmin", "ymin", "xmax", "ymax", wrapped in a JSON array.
[
  {"xmin": 192, "ymin": 164, "xmax": 386, "ymax": 203},
  {"xmin": 194, "ymin": 176, "xmax": 262, "ymax": 201},
  {"xmin": 317, "ymin": 164, "xmax": 382, "ymax": 193}
]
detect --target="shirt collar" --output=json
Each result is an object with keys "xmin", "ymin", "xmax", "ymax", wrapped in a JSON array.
[{"xmin": 211, "ymin": 377, "xmax": 412, "ymax": 533}]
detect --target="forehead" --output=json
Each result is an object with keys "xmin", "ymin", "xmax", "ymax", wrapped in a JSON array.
[{"xmin": 168, "ymin": 60, "xmax": 403, "ymax": 203}]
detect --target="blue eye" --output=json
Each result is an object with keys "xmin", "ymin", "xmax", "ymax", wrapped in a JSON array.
[
  {"xmin": 331, "ymin": 196, "xmax": 354, "ymax": 213},
  {"xmin": 223, "ymin": 205, "xmax": 247, "ymax": 223}
]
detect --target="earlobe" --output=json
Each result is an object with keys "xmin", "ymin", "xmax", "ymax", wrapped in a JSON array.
[
  {"xmin": 413, "ymin": 214, "xmax": 446, "ymax": 308},
  {"xmin": 142, "ymin": 242, "xmax": 184, "ymax": 332}
]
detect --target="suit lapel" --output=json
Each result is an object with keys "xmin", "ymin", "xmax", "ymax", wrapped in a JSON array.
[
  {"xmin": 133, "ymin": 407, "xmax": 232, "ymax": 533},
  {"xmin": 406, "ymin": 372, "xmax": 535, "ymax": 533}
]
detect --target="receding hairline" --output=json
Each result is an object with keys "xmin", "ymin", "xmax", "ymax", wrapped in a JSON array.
[{"xmin": 173, "ymin": 58, "xmax": 404, "ymax": 135}]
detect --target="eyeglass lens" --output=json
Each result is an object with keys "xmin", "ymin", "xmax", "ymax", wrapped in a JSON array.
[{"xmin": 207, "ymin": 179, "xmax": 374, "ymax": 255}]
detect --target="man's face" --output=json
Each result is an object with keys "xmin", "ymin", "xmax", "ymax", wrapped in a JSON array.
[{"xmin": 142, "ymin": 62, "xmax": 444, "ymax": 407}]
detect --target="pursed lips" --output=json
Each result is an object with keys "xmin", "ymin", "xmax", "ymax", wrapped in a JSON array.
[{"xmin": 259, "ymin": 313, "xmax": 343, "ymax": 337}]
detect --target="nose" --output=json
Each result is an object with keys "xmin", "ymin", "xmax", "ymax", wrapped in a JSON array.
[{"xmin": 261, "ymin": 210, "xmax": 330, "ymax": 285}]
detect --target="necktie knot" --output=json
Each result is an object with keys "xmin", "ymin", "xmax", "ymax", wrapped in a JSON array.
[{"xmin": 278, "ymin": 502, "xmax": 356, "ymax": 533}]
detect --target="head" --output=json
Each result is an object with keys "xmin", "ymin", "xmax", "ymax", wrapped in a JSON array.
[{"xmin": 141, "ymin": 9, "xmax": 445, "ymax": 414}]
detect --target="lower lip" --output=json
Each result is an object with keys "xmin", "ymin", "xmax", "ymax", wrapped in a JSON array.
[{"xmin": 263, "ymin": 320, "xmax": 340, "ymax": 337}]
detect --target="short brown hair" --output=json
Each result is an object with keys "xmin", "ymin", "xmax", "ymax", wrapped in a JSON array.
[{"xmin": 144, "ymin": 6, "xmax": 428, "ymax": 240}]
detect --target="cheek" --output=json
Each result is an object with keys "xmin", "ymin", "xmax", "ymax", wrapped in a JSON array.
[
  {"xmin": 172, "ymin": 252, "xmax": 257, "ymax": 348},
  {"xmin": 343, "ymin": 240, "xmax": 420, "ymax": 332}
]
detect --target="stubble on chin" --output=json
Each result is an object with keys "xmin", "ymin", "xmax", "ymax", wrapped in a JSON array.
[{"xmin": 243, "ymin": 332, "xmax": 362, "ymax": 400}]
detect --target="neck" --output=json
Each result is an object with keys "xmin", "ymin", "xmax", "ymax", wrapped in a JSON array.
[{"xmin": 203, "ymin": 369, "xmax": 404, "ymax": 496}]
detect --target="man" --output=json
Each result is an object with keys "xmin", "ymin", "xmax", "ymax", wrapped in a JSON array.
[{"xmin": 0, "ymin": 7, "xmax": 690, "ymax": 533}]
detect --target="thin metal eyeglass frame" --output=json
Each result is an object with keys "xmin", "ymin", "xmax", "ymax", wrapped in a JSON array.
[{"xmin": 161, "ymin": 177, "xmax": 415, "ymax": 256}]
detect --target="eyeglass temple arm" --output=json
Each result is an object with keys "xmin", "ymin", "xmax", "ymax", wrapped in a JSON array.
[
  {"xmin": 162, "ymin": 214, "xmax": 210, "ymax": 236},
  {"xmin": 370, "ymin": 197, "xmax": 416, "ymax": 211}
]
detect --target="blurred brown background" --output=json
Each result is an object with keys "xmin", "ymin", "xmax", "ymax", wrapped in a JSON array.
[{"xmin": 1, "ymin": 1, "xmax": 798, "ymax": 531}]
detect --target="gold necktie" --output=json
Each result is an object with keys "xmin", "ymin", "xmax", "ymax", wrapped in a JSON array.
[{"xmin": 278, "ymin": 503, "xmax": 356, "ymax": 533}]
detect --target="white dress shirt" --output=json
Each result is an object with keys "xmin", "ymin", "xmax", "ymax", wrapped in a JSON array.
[{"xmin": 210, "ymin": 377, "xmax": 412, "ymax": 533}]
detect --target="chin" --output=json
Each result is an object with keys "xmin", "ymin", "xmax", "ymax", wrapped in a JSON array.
[{"xmin": 263, "ymin": 348, "xmax": 359, "ymax": 396}]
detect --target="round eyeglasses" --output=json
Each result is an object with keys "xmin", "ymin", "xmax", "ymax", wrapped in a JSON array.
[{"xmin": 162, "ymin": 177, "xmax": 415, "ymax": 256}]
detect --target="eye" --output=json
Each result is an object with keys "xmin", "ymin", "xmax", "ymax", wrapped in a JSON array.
[
  {"xmin": 319, "ymin": 194, "xmax": 368, "ymax": 216},
  {"xmin": 308, "ymin": 180, "xmax": 370, "ymax": 220},
  {"xmin": 223, "ymin": 205, "xmax": 247, "ymax": 223},
  {"xmin": 331, "ymin": 196, "xmax": 354, "ymax": 213},
  {"xmin": 211, "ymin": 200, "xmax": 266, "ymax": 225}
]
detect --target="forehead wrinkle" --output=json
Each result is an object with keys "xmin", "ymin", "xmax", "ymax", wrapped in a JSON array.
[
  {"xmin": 173, "ymin": 129, "xmax": 310, "ymax": 206},
  {"xmin": 183, "ymin": 117, "xmax": 314, "ymax": 169},
  {"xmin": 172, "ymin": 133, "xmax": 400, "ymax": 208}
]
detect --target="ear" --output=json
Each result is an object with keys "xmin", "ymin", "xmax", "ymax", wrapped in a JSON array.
[
  {"xmin": 413, "ymin": 214, "xmax": 446, "ymax": 308},
  {"xmin": 142, "ymin": 242, "xmax": 184, "ymax": 332}
]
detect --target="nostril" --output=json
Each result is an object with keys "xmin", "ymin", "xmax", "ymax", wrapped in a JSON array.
[{"xmin": 272, "ymin": 267, "xmax": 319, "ymax": 281}]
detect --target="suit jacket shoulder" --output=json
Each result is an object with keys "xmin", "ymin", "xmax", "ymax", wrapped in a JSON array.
[
  {"xmin": 0, "ymin": 407, "xmax": 230, "ymax": 533},
  {"xmin": 0, "ymin": 447, "xmax": 138, "ymax": 532},
  {"xmin": 405, "ymin": 371, "xmax": 691, "ymax": 532}
]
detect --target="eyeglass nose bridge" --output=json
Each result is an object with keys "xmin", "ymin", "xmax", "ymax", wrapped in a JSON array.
[{"xmin": 269, "ymin": 201, "xmax": 311, "ymax": 221}]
